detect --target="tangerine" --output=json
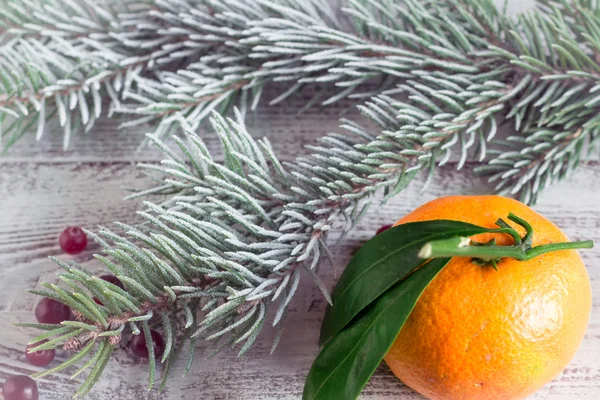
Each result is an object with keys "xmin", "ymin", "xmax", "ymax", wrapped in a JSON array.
[{"xmin": 384, "ymin": 195, "xmax": 592, "ymax": 400}]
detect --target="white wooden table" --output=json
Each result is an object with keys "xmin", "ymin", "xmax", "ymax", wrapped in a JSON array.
[{"xmin": 1, "ymin": 1, "xmax": 599, "ymax": 399}]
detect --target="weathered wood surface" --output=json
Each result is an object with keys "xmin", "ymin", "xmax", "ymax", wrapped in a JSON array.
[{"xmin": 1, "ymin": 0, "xmax": 599, "ymax": 399}]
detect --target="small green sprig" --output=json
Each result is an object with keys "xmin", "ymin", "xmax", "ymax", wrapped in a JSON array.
[{"xmin": 418, "ymin": 213, "xmax": 594, "ymax": 268}]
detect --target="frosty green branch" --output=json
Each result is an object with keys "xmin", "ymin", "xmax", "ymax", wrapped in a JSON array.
[
  {"xmin": 0, "ymin": 0, "xmax": 168, "ymax": 149},
  {"xmin": 2, "ymin": 0, "xmax": 599, "ymax": 199},
  {"xmin": 0, "ymin": 0, "xmax": 532, "ymax": 141},
  {"xmin": 22, "ymin": 71, "xmax": 514, "ymax": 395},
  {"xmin": 115, "ymin": 0, "xmax": 513, "ymax": 136}
]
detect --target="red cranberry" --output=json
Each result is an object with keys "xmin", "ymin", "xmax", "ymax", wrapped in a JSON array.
[
  {"xmin": 2, "ymin": 375, "xmax": 38, "ymax": 400},
  {"xmin": 26, "ymin": 340, "xmax": 55, "ymax": 367},
  {"xmin": 34, "ymin": 298, "xmax": 71, "ymax": 324},
  {"xmin": 130, "ymin": 329, "xmax": 165, "ymax": 359},
  {"xmin": 376, "ymin": 224, "xmax": 393, "ymax": 235},
  {"xmin": 59, "ymin": 226, "xmax": 87, "ymax": 254},
  {"xmin": 94, "ymin": 275, "xmax": 125, "ymax": 305}
]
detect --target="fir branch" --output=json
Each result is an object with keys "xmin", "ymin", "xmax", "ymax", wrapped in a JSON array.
[
  {"xmin": 115, "ymin": 0, "xmax": 512, "ymax": 136},
  {"xmin": 28, "ymin": 66, "xmax": 518, "ymax": 390},
  {"xmin": 0, "ymin": 37, "xmax": 144, "ymax": 149},
  {"xmin": 489, "ymin": 0, "xmax": 600, "ymax": 82},
  {"xmin": 477, "ymin": 124, "xmax": 600, "ymax": 204},
  {"xmin": 0, "ymin": 0, "xmax": 192, "ymax": 149},
  {"xmin": 0, "ymin": 0, "xmax": 143, "ymax": 42}
]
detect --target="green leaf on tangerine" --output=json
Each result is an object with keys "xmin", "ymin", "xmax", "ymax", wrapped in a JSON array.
[
  {"xmin": 319, "ymin": 220, "xmax": 491, "ymax": 345},
  {"xmin": 303, "ymin": 257, "xmax": 450, "ymax": 400}
]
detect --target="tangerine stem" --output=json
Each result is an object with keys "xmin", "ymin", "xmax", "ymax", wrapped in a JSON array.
[
  {"xmin": 418, "ymin": 213, "xmax": 594, "ymax": 264},
  {"xmin": 419, "ymin": 237, "xmax": 593, "ymax": 261},
  {"xmin": 419, "ymin": 238, "xmax": 524, "ymax": 260},
  {"xmin": 524, "ymin": 240, "xmax": 594, "ymax": 260},
  {"xmin": 507, "ymin": 213, "xmax": 534, "ymax": 249},
  {"xmin": 493, "ymin": 219, "xmax": 522, "ymax": 245}
]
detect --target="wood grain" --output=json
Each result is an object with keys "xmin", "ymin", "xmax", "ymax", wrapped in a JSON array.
[{"xmin": 0, "ymin": 160, "xmax": 598, "ymax": 399}]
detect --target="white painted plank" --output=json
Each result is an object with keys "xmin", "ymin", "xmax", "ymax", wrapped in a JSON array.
[{"xmin": 0, "ymin": 161, "xmax": 598, "ymax": 399}]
